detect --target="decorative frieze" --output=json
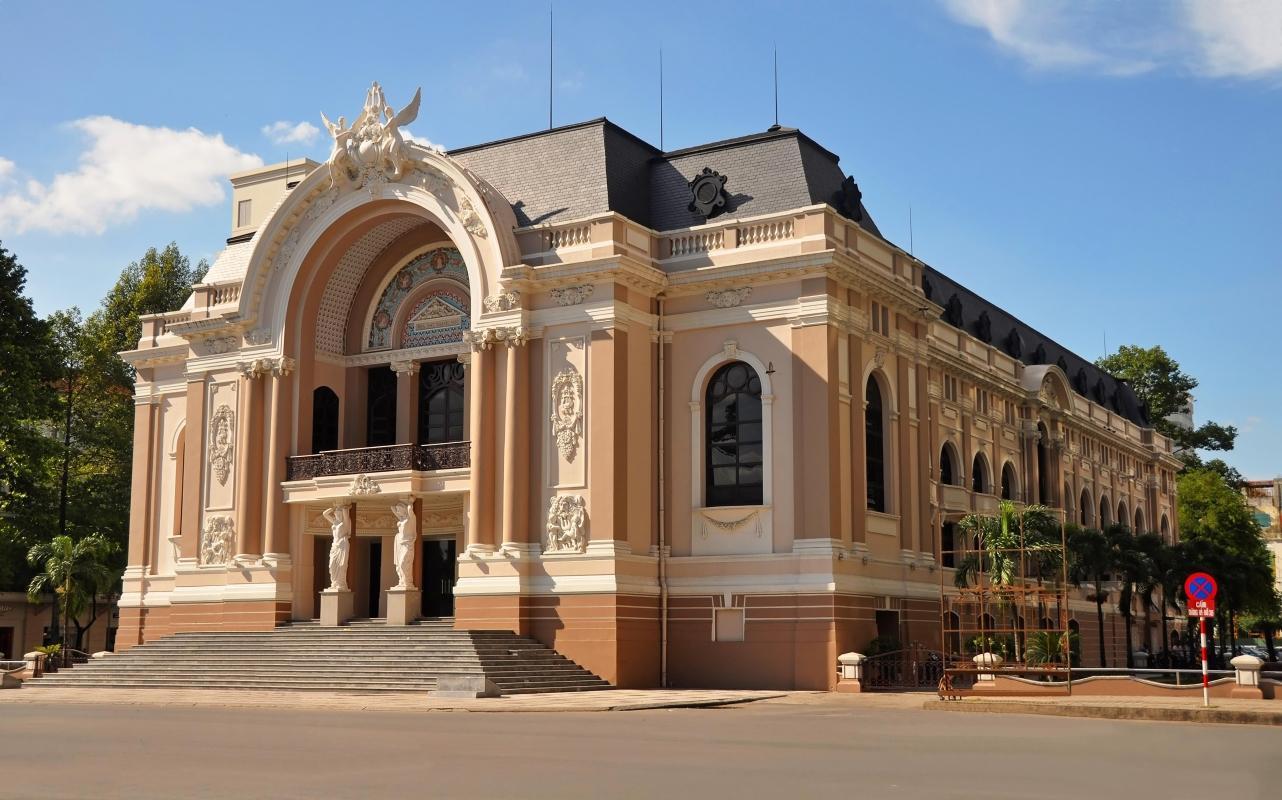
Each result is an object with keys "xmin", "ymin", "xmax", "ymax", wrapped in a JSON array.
[
  {"xmin": 550, "ymin": 284, "xmax": 594, "ymax": 306},
  {"xmin": 208, "ymin": 405, "xmax": 235, "ymax": 486},
  {"xmin": 464, "ymin": 326, "xmax": 528, "ymax": 350},
  {"xmin": 200, "ymin": 516, "xmax": 235, "ymax": 566},
  {"xmin": 482, "ymin": 290, "xmax": 521, "ymax": 312},
  {"xmin": 549, "ymin": 367, "xmax": 584, "ymax": 463},
  {"xmin": 705, "ymin": 287, "xmax": 752, "ymax": 308},
  {"xmin": 348, "ymin": 474, "xmax": 381, "ymax": 496},
  {"xmin": 544, "ymin": 495, "xmax": 587, "ymax": 554}
]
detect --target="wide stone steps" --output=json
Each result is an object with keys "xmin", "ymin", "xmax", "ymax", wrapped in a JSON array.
[{"xmin": 28, "ymin": 619, "xmax": 610, "ymax": 695}]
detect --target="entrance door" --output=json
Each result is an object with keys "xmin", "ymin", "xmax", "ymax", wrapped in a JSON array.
[
  {"xmin": 312, "ymin": 536, "xmax": 331, "ymax": 620},
  {"xmin": 0, "ymin": 626, "xmax": 13, "ymax": 660},
  {"xmin": 367, "ymin": 539, "xmax": 383, "ymax": 618},
  {"xmin": 421, "ymin": 539, "xmax": 457, "ymax": 617}
]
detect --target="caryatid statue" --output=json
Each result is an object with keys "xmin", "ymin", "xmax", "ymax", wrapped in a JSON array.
[
  {"xmin": 391, "ymin": 501, "xmax": 417, "ymax": 590},
  {"xmin": 322, "ymin": 503, "xmax": 352, "ymax": 591}
]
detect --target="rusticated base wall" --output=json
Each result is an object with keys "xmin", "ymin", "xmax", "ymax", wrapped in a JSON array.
[
  {"xmin": 455, "ymin": 594, "xmax": 660, "ymax": 688},
  {"xmin": 116, "ymin": 606, "xmax": 173, "ymax": 651},
  {"xmin": 166, "ymin": 601, "xmax": 290, "ymax": 636}
]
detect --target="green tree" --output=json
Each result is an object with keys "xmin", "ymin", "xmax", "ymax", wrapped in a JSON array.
[
  {"xmin": 27, "ymin": 533, "xmax": 118, "ymax": 662},
  {"xmin": 0, "ymin": 242, "xmax": 59, "ymax": 591},
  {"xmin": 1096, "ymin": 345, "xmax": 1236, "ymax": 461},
  {"xmin": 1067, "ymin": 525, "xmax": 1113, "ymax": 667},
  {"xmin": 1108, "ymin": 524, "xmax": 1154, "ymax": 669}
]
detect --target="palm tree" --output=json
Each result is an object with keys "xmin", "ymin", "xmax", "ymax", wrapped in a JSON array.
[
  {"xmin": 1109, "ymin": 524, "xmax": 1154, "ymax": 669},
  {"xmin": 27, "ymin": 533, "xmax": 118, "ymax": 665},
  {"xmin": 1134, "ymin": 532, "xmax": 1173, "ymax": 657},
  {"xmin": 954, "ymin": 501, "xmax": 1062, "ymax": 661},
  {"xmin": 1067, "ymin": 525, "xmax": 1112, "ymax": 667}
]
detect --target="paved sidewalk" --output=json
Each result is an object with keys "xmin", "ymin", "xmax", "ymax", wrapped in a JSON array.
[
  {"xmin": 0, "ymin": 685, "xmax": 783, "ymax": 713},
  {"xmin": 925, "ymin": 694, "xmax": 1282, "ymax": 725}
]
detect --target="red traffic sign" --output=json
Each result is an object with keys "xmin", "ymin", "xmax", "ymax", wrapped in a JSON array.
[{"xmin": 1185, "ymin": 572, "xmax": 1217, "ymax": 617}]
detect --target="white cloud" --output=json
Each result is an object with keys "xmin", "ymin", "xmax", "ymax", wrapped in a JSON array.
[
  {"xmin": 0, "ymin": 117, "xmax": 262, "ymax": 236},
  {"xmin": 401, "ymin": 128, "xmax": 444, "ymax": 152},
  {"xmin": 941, "ymin": 0, "xmax": 1282, "ymax": 79},
  {"xmin": 1182, "ymin": 0, "xmax": 1282, "ymax": 77},
  {"xmin": 261, "ymin": 120, "xmax": 321, "ymax": 146},
  {"xmin": 0, "ymin": 157, "xmax": 14, "ymax": 179}
]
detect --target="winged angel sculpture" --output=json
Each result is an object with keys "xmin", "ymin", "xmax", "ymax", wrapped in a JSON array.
[{"xmin": 321, "ymin": 82, "xmax": 422, "ymax": 190}]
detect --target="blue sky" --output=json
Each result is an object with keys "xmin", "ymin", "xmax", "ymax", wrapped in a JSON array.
[{"xmin": 1, "ymin": 0, "xmax": 1279, "ymax": 477}]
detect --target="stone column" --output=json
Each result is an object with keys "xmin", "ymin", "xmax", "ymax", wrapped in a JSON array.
[
  {"xmin": 263, "ymin": 357, "xmax": 294, "ymax": 561},
  {"xmin": 392, "ymin": 360, "xmax": 420, "ymax": 445},
  {"xmin": 1024, "ymin": 423, "xmax": 1040, "ymax": 505},
  {"xmin": 500, "ymin": 338, "xmax": 529, "ymax": 550},
  {"xmin": 465, "ymin": 341, "xmax": 496, "ymax": 553},
  {"xmin": 915, "ymin": 362, "xmax": 935, "ymax": 561},
  {"xmin": 126, "ymin": 397, "xmax": 160, "ymax": 570},
  {"xmin": 849, "ymin": 334, "xmax": 867, "ymax": 545},
  {"xmin": 178, "ymin": 375, "xmax": 206, "ymax": 561},
  {"xmin": 234, "ymin": 360, "xmax": 268, "ymax": 562},
  {"xmin": 895, "ymin": 358, "xmax": 915, "ymax": 552}
]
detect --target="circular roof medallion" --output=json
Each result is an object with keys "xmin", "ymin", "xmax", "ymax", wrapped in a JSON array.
[{"xmin": 687, "ymin": 167, "xmax": 728, "ymax": 218}]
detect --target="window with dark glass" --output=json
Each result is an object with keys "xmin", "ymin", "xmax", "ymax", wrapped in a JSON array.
[
  {"xmin": 940, "ymin": 445, "xmax": 957, "ymax": 486},
  {"xmin": 311, "ymin": 386, "xmax": 340, "ymax": 453},
  {"xmin": 418, "ymin": 360, "xmax": 466, "ymax": 444},
  {"xmin": 972, "ymin": 454, "xmax": 988, "ymax": 493},
  {"xmin": 866, "ymin": 377, "xmax": 886, "ymax": 512},
  {"xmin": 941, "ymin": 522, "xmax": 957, "ymax": 569},
  {"xmin": 705, "ymin": 361, "xmax": 763, "ymax": 507},
  {"xmin": 1001, "ymin": 463, "xmax": 1016, "ymax": 500},
  {"xmin": 366, "ymin": 366, "xmax": 397, "ymax": 447}
]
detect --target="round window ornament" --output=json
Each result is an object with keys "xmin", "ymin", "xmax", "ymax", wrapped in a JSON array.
[{"xmin": 687, "ymin": 167, "xmax": 729, "ymax": 218}]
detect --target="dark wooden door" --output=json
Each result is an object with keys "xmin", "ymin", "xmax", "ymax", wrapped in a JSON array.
[
  {"xmin": 312, "ymin": 537, "xmax": 330, "ymax": 620},
  {"xmin": 367, "ymin": 539, "xmax": 383, "ymax": 618},
  {"xmin": 0, "ymin": 626, "xmax": 13, "ymax": 660},
  {"xmin": 421, "ymin": 539, "xmax": 457, "ymax": 617}
]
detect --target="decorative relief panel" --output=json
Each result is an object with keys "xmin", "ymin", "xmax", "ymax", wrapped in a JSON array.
[
  {"xmin": 482, "ymin": 290, "xmax": 520, "ymax": 313},
  {"xmin": 690, "ymin": 506, "xmax": 773, "ymax": 557},
  {"xmin": 544, "ymin": 495, "xmax": 587, "ymax": 554},
  {"xmin": 550, "ymin": 368, "xmax": 584, "ymax": 463},
  {"xmin": 200, "ymin": 515, "xmax": 235, "ymax": 566},
  {"xmin": 348, "ymin": 474, "xmax": 381, "ymax": 496},
  {"xmin": 208, "ymin": 404, "xmax": 234, "ymax": 485},
  {"xmin": 705, "ymin": 287, "xmax": 752, "ymax": 308},
  {"xmin": 546, "ymin": 336, "xmax": 586, "ymax": 488},
  {"xmin": 550, "ymin": 284, "xmax": 594, "ymax": 306}
]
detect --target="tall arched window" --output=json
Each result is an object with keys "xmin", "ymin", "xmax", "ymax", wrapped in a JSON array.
[
  {"xmin": 1064, "ymin": 482, "xmax": 1073, "ymax": 515},
  {"xmin": 418, "ymin": 360, "xmax": 465, "ymax": 444},
  {"xmin": 940, "ymin": 443, "xmax": 959, "ymax": 486},
  {"xmin": 1160, "ymin": 515, "xmax": 1170, "ymax": 539},
  {"xmin": 1036, "ymin": 422, "xmax": 1050, "ymax": 503},
  {"xmin": 706, "ymin": 361, "xmax": 763, "ymax": 507},
  {"xmin": 972, "ymin": 452, "xmax": 989, "ymax": 494},
  {"xmin": 366, "ymin": 366, "xmax": 397, "ymax": 447},
  {"xmin": 1117, "ymin": 500, "xmax": 1128, "ymax": 530},
  {"xmin": 1134, "ymin": 508, "xmax": 1145, "ymax": 533},
  {"xmin": 1080, "ymin": 489, "xmax": 1093, "ymax": 527},
  {"xmin": 1000, "ymin": 462, "xmax": 1018, "ymax": 501},
  {"xmin": 312, "ymin": 386, "xmax": 340, "ymax": 453},
  {"xmin": 1099, "ymin": 496, "xmax": 1112, "ymax": 527},
  {"xmin": 865, "ymin": 376, "xmax": 887, "ymax": 512}
]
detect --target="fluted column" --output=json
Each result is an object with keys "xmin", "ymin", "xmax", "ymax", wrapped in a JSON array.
[
  {"xmin": 392, "ymin": 360, "xmax": 420, "ymax": 445},
  {"xmin": 178, "ymin": 375, "xmax": 206, "ymax": 561},
  {"xmin": 500, "ymin": 338, "xmax": 529, "ymax": 548},
  {"xmin": 263, "ymin": 357, "xmax": 294, "ymax": 560},
  {"xmin": 234, "ymin": 360, "xmax": 268, "ymax": 562},
  {"xmin": 465, "ymin": 344, "xmax": 496, "ymax": 552}
]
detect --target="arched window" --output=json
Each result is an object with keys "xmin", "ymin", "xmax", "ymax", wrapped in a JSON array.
[
  {"xmin": 1000, "ymin": 462, "xmax": 1018, "ymax": 501},
  {"xmin": 1064, "ymin": 482, "xmax": 1073, "ymax": 515},
  {"xmin": 1134, "ymin": 508, "xmax": 1145, "ymax": 533},
  {"xmin": 1099, "ymin": 496, "xmax": 1112, "ymax": 527},
  {"xmin": 312, "ymin": 386, "xmax": 340, "ymax": 453},
  {"xmin": 972, "ymin": 452, "xmax": 989, "ymax": 494},
  {"xmin": 1080, "ymin": 489, "xmax": 1093, "ymax": 527},
  {"xmin": 946, "ymin": 611, "xmax": 961, "ymax": 655},
  {"xmin": 706, "ymin": 361, "xmax": 763, "ymax": 507},
  {"xmin": 1160, "ymin": 515, "xmax": 1170, "ymax": 539},
  {"xmin": 940, "ymin": 443, "xmax": 959, "ymax": 486},
  {"xmin": 865, "ymin": 377, "xmax": 887, "ymax": 512},
  {"xmin": 418, "ymin": 360, "xmax": 465, "ymax": 444},
  {"xmin": 1036, "ymin": 422, "xmax": 1050, "ymax": 504},
  {"xmin": 1117, "ymin": 500, "xmax": 1128, "ymax": 530},
  {"xmin": 366, "ymin": 366, "xmax": 398, "ymax": 447}
]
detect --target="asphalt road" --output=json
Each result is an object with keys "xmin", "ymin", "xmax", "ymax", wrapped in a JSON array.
[{"xmin": 1, "ymin": 698, "xmax": 1278, "ymax": 799}]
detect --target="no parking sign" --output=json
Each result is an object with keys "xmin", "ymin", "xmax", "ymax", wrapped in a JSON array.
[{"xmin": 1184, "ymin": 572, "xmax": 1217, "ymax": 618}]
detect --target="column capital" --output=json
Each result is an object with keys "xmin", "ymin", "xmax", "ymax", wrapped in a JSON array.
[
  {"xmin": 239, "ymin": 358, "xmax": 272, "ymax": 379},
  {"xmin": 390, "ymin": 359, "xmax": 420, "ymax": 376},
  {"xmin": 270, "ymin": 356, "xmax": 295, "ymax": 377}
]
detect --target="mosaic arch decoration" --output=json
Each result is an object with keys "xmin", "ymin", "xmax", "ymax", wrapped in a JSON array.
[{"xmin": 367, "ymin": 246, "xmax": 470, "ymax": 350}]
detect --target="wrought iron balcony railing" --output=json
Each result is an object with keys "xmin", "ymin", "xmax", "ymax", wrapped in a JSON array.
[{"xmin": 285, "ymin": 441, "xmax": 470, "ymax": 481}]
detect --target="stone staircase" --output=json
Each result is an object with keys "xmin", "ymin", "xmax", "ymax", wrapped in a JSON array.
[{"xmin": 26, "ymin": 619, "xmax": 610, "ymax": 695}]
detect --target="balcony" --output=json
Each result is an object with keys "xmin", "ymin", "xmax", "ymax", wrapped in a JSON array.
[{"xmin": 285, "ymin": 442, "xmax": 470, "ymax": 481}]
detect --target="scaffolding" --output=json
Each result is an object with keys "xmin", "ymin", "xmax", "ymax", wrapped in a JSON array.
[{"xmin": 940, "ymin": 511, "xmax": 1072, "ymax": 680}]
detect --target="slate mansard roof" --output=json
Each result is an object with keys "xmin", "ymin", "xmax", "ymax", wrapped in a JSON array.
[{"xmin": 450, "ymin": 117, "xmax": 1147, "ymax": 427}]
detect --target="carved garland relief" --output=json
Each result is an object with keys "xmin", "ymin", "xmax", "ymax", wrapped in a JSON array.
[
  {"xmin": 544, "ymin": 495, "xmax": 587, "ymax": 554},
  {"xmin": 200, "ymin": 515, "xmax": 235, "ymax": 566},
  {"xmin": 549, "ymin": 368, "xmax": 584, "ymax": 463},
  {"xmin": 208, "ymin": 405, "xmax": 235, "ymax": 486}
]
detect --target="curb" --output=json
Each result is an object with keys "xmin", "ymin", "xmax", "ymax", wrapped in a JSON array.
[{"xmin": 923, "ymin": 699, "xmax": 1282, "ymax": 726}]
